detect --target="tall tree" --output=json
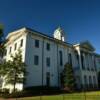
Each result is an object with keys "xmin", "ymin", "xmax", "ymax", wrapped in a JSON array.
[
  {"xmin": 98, "ymin": 71, "xmax": 100, "ymax": 88},
  {"xmin": 0, "ymin": 24, "xmax": 4, "ymax": 43},
  {"xmin": 0, "ymin": 49, "xmax": 27, "ymax": 92},
  {"xmin": 61, "ymin": 63, "xmax": 76, "ymax": 91},
  {"xmin": 0, "ymin": 24, "xmax": 5, "ymax": 56}
]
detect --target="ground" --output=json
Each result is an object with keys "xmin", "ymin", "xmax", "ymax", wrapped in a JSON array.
[{"xmin": 1, "ymin": 91, "xmax": 100, "ymax": 100}]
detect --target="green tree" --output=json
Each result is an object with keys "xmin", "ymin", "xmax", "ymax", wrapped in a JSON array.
[
  {"xmin": 98, "ymin": 71, "xmax": 100, "ymax": 88},
  {"xmin": 0, "ymin": 24, "xmax": 5, "ymax": 56},
  {"xmin": 61, "ymin": 63, "xmax": 76, "ymax": 91},
  {"xmin": 0, "ymin": 24, "xmax": 4, "ymax": 43},
  {"xmin": 0, "ymin": 49, "xmax": 27, "ymax": 92}
]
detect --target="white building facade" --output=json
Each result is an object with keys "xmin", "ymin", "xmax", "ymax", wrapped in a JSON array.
[{"xmin": 1, "ymin": 27, "xmax": 100, "ymax": 92}]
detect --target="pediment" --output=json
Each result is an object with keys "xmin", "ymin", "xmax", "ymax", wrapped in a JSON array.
[
  {"xmin": 7, "ymin": 28, "xmax": 27, "ymax": 40},
  {"xmin": 80, "ymin": 41, "xmax": 95, "ymax": 51},
  {"xmin": 5, "ymin": 28, "xmax": 26, "ymax": 46},
  {"xmin": 6, "ymin": 28, "xmax": 26, "ymax": 39}
]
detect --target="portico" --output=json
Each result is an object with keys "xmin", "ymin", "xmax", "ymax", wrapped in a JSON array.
[{"xmin": 74, "ymin": 41, "xmax": 98, "ymax": 90}]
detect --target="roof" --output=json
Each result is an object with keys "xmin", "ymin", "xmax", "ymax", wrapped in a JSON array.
[
  {"xmin": 5, "ymin": 27, "xmax": 100, "ymax": 55},
  {"xmin": 6, "ymin": 27, "xmax": 73, "ymax": 47}
]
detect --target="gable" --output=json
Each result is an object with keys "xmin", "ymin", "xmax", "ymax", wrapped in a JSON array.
[{"xmin": 6, "ymin": 28, "xmax": 26, "ymax": 41}]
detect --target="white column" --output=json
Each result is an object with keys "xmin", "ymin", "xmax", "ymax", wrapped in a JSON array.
[
  {"xmin": 77, "ymin": 49, "xmax": 85, "ymax": 88},
  {"xmin": 77, "ymin": 49, "xmax": 82, "ymax": 70}
]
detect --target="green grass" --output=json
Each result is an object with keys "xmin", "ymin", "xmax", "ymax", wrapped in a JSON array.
[{"xmin": 18, "ymin": 91, "xmax": 100, "ymax": 100}]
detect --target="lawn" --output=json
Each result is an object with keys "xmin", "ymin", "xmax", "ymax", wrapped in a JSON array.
[{"xmin": 18, "ymin": 91, "xmax": 100, "ymax": 100}]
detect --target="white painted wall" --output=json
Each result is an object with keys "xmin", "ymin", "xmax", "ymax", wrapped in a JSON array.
[
  {"xmin": 2, "ymin": 29, "xmax": 27, "ymax": 92},
  {"xmin": 2, "ymin": 27, "xmax": 100, "ymax": 92}
]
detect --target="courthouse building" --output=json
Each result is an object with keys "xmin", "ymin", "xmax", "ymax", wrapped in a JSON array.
[{"xmin": 1, "ymin": 27, "xmax": 100, "ymax": 92}]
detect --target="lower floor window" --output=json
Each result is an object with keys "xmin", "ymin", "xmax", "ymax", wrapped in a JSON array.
[{"xmin": 46, "ymin": 72, "xmax": 50, "ymax": 87}]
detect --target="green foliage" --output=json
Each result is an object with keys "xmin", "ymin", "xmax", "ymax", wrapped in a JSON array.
[
  {"xmin": 0, "ymin": 24, "xmax": 5, "ymax": 56},
  {"xmin": 0, "ymin": 49, "xmax": 27, "ymax": 92},
  {"xmin": 61, "ymin": 63, "xmax": 76, "ymax": 91},
  {"xmin": 0, "ymin": 44, "xmax": 5, "ymax": 55},
  {"xmin": 0, "ymin": 24, "xmax": 4, "ymax": 41},
  {"xmin": 98, "ymin": 71, "xmax": 100, "ymax": 88}
]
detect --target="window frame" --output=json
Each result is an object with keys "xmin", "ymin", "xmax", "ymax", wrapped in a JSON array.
[
  {"xmin": 35, "ymin": 39, "xmax": 39, "ymax": 48},
  {"xmin": 34, "ymin": 55, "xmax": 39, "ymax": 65},
  {"xmin": 14, "ymin": 43, "xmax": 17, "ymax": 50},
  {"xmin": 59, "ymin": 51, "xmax": 63, "ymax": 66},
  {"xmin": 20, "ymin": 39, "xmax": 23, "ymax": 47},
  {"xmin": 9, "ymin": 46, "xmax": 12, "ymax": 53},
  {"xmin": 46, "ymin": 43, "xmax": 50, "ymax": 51},
  {"xmin": 46, "ymin": 57, "xmax": 50, "ymax": 67}
]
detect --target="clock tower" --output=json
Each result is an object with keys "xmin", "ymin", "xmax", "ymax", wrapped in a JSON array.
[{"xmin": 53, "ymin": 27, "xmax": 66, "ymax": 42}]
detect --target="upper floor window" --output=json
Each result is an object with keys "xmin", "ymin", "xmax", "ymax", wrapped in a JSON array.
[
  {"xmin": 68, "ymin": 53, "xmax": 72, "ymax": 65},
  {"xmin": 14, "ymin": 43, "xmax": 17, "ymax": 50},
  {"xmin": 34, "ymin": 55, "xmax": 39, "ymax": 65},
  {"xmin": 46, "ymin": 57, "xmax": 50, "ymax": 67},
  {"xmin": 20, "ymin": 39, "xmax": 23, "ymax": 47},
  {"xmin": 59, "ymin": 51, "xmax": 63, "ymax": 66},
  {"xmin": 35, "ymin": 39, "xmax": 39, "ymax": 48},
  {"xmin": 46, "ymin": 43, "xmax": 50, "ymax": 51},
  {"xmin": 9, "ymin": 47, "xmax": 12, "ymax": 53}
]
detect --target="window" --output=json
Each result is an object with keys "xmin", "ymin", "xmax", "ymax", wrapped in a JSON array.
[
  {"xmin": 35, "ymin": 39, "xmax": 39, "ymax": 48},
  {"xmin": 59, "ymin": 51, "xmax": 63, "ymax": 66},
  {"xmin": 46, "ymin": 57, "xmax": 50, "ymax": 67},
  {"xmin": 93, "ymin": 76, "xmax": 96, "ymax": 87},
  {"xmin": 89, "ymin": 76, "xmax": 92, "ymax": 84},
  {"xmin": 89, "ymin": 76, "xmax": 93, "ymax": 88},
  {"xmin": 46, "ymin": 43, "xmax": 50, "ymax": 51},
  {"xmin": 84, "ymin": 75, "xmax": 88, "ymax": 88},
  {"xmin": 46, "ymin": 72, "xmax": 50, "ymax": 87},
  {"xmin": 14, "ymin": 43, "xmax": 17, "ymax": 50},
  {"xmin": 9, "ymin": 47, "xmax": 12, "ymax": 53},
  {"xmin": 20, "ymin": 39, "xmax": 23, "ymax": 47},
  {"xmin": 68, "ymin": 53, "xmax": 72, "ymax": 65},
  {"xmin": 34, "ymin": 55, "xmax": 39, "ymax": 65}
]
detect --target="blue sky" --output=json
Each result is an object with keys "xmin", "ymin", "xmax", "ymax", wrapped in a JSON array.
[{"xmin": 0, "ymin": 0, "xmax": 100, "ymax": 53}]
